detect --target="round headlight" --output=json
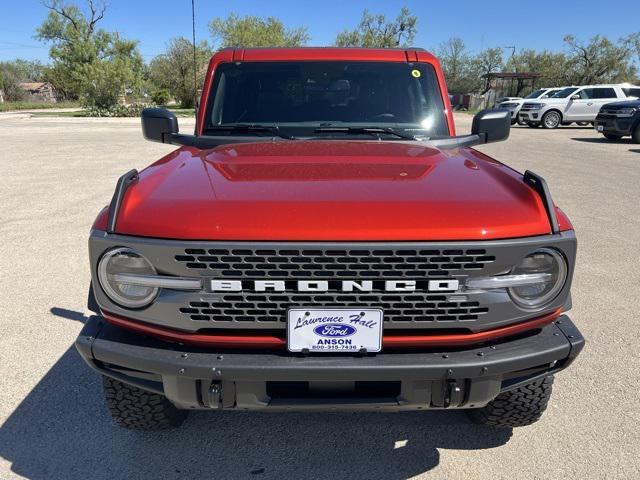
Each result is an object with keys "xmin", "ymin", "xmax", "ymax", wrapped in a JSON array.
[
  {"xmin": 98, "ymin": 247, "xmax": 158, "ymax": 308},
  {"xmin": 508, "ymin": 248, "xmax": 567, "ymax": 310}
]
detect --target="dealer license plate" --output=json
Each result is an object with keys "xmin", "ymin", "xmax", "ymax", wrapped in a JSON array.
[{"xmin": 287, "ymin": 309, "xmax": 383, "ymax": 353}]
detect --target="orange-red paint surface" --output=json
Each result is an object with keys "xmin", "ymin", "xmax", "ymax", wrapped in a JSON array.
[{"xmin": 110, "ymin": 141, "xmax": 566, "ymax": 241}]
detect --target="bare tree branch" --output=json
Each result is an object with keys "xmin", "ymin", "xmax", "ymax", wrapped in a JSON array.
[
  {"xmin": 87, "ymin": 0, "xmax": 106, "ymax": 33},
  {"xmin": 42, "ymin": 0, "xmax": 80, "ymax": 31}
]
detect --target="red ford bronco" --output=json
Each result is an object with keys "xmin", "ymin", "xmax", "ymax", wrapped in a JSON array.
[{"xmin": 76, "ymin": 48, "xmax": 583, "ymax": 430}]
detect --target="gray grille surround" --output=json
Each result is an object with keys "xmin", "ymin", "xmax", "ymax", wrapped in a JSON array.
[{"xmin": 89, "ymin": 230, "xmax": 576, "ymax": 334}]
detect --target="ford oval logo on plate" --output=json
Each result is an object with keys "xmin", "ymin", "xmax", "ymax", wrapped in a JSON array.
[{"xmin": 313, "ymin": 324, "xmax": 357, "ymax": 338}]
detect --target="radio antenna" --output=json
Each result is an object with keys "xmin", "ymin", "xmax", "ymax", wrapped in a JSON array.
[{"xmin": 191, "ymin": 0, "xmax": 198, "ymax": 125}]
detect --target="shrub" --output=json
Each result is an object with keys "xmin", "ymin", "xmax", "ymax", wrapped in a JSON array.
[
  {"xmin": 151, "ymin": 89, "xmax": 171, "ymax": 105},
  {"xmin": 84, "ymin": 103, "xmax": 151, "ymax": 117}
]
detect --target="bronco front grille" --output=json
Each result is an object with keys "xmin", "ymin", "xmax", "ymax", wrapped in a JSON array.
[
  {"xmin": 91, "ymin": 232, "xmax": 577, "ymax": 334},
  {"xmin": 179, "ymin": 293, "xmax": 489, "ymax": 324},
  {"xmin": 174, "ymin": 248, "xmax": 496, "ymax": 278}
]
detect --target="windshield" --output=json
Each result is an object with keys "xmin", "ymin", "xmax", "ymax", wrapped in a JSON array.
[
  {"xmin": 551, "ymin": 87, "xmax": 579, "ymax": 98},
  {"xmin": 204, "ymin": 61, "xmax": 449, "ymax": 137},
  {"xmin": 526, "ymin": 89, "xmax": 546, "ymax": 99}
]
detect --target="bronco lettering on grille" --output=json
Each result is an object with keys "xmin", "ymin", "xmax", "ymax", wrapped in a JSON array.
[{"xmin": 210, "ymin": 279, "xmax": 460, "ymax": 292}]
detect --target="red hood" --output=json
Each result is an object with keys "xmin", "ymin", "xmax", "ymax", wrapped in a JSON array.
[{"xmin": 111, "ymin": 141, "xmax": 562, "ymax": 241}]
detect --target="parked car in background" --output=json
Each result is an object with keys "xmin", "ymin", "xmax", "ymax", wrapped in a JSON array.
[
  {"xmin": 621, "ymin": 86, "xmax": 640, "ymax": 99},
  {"xmin": 493, "ymin": 96, "xmax": 521, "ymax": 108},
  {"xmin": 518, "ymin": 84, "xmax": 640, "ymax": 129},
  {"xmin": 498, "ymin": 88, "xmax": 563, "ymax": 125},
  {"xmin": 594, "ymin": 98, "xmax": 640, "ymax": 142}
]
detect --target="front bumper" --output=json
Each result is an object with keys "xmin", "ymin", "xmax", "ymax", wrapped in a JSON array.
[
  {"xmin": 76, "ymin": 314, "xmax": 584, "ymax": 411},
  {"xmin": 594, "ymin": 115, "xmax": 637, "ymax": 136},
  {"xmin": 498, "ymin": 107, "xmax": 519, "ymax": 119},
  {"xmin": 518, "ymin": 110, "xmax": 542, "ymax": 123}
]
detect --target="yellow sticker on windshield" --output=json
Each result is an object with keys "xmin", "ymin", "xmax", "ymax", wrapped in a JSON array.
[{"xmin": 411, "ymin": 69, "xmax": 421, "ymax": 78}]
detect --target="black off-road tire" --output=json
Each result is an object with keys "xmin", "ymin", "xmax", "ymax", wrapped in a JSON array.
[
  {"xmin": 603, "ymin": 133, "xmax": 623, "ymax": 140},
  {"xmin": 466, "ymin": 376, "xmax": 554, "ymax": 428},
  {"xmin": 632, "ymin": 125, "xmax": 640, "ymax": 144},
  {"xmin": 102, "ymin": 376, "xmax": 188, "ymax": 430}
]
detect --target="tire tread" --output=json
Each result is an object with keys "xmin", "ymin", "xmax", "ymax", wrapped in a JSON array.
[
  {"xmin": 102, "ymin": 376, "xmax": 188, "ymax": 430},
  {"xmin": 466, "ymin": 376, "xmax": 554, "ymax": 428}
]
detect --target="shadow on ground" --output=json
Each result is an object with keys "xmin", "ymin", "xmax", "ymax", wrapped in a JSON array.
[
  {"xmin": 512, "ymin": 125, "xmax": 593, "ymax": 130},
  {"xmin": 0, "ymin": 309, "xmax": 512, "ymax": 480},
  {"xmin": 571, "ymin": 137, "xmax": 633, "ymax": 144}
]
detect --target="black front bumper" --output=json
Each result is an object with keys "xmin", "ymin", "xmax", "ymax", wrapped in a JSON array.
[
  {"xmin": 594, "ymin": 115, "xmax": 638, "ymax": 136},
  {"xmin": 76, "ymin": 315, "xmax": 584, "ymax": 411}
]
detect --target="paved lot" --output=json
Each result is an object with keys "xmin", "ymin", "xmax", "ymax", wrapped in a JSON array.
[{"xmin": 0, "ymin": 113, "xmax": 639, "ymax": 479}]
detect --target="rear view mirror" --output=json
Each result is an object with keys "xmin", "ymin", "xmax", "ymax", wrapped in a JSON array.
[
  {"xmin": 141, "ymin": 108, "xmax": 179, "ymax": 143},
  {"xmin": 571, "ymin": 94, "xmax": 580, "ymax": 100},
  {"xmin": 471, "ymin": 109, "xmax": 510, "ymax": 144}
]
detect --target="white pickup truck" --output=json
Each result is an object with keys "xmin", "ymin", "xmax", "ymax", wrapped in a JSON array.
[{"xmin": 518, "ymin": 84, "xmax": 640, "ymax": 129}]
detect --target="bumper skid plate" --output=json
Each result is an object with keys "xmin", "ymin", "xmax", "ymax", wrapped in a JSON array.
[{"xmin": 76, "ymin": 315, "xmax": 584, "ymax": 411}]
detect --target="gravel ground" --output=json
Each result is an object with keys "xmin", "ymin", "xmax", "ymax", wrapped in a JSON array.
[{"xmin": 0, "ymin": 113, "xmax": 639, "ymax": 479}]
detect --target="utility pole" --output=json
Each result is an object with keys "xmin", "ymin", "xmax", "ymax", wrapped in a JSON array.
[
  {"xmin": 503, "ymin": 46, "xmax": 516, "ymax": 96},
  {"xmin": 504, "ymin": 46, "xmax": 516, "ymax": 71}
]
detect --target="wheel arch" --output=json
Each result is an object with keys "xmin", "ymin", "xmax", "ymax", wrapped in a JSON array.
[
  {"xmin": 544, "ymin": 108, "xmax": 564, "ymax": 120},
  {"xmin": 541, "ymin": 108, "xmax": 563, "ymax": 128}
]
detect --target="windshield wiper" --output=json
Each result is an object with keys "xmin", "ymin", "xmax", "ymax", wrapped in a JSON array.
[
  {"xmin": 313, "ymin": 126, "xmax": 417, "ymax": 141},
  {"xmin": 206, "ymin": 124, "xmax": 295, "ymax": 140}
]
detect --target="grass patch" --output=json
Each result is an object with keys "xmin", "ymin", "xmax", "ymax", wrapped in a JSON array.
[
  {"xmin": 25, "ymin": 105, "xmax": 196, "ymax": 118},
  {"xmin": 0, "ymin": 101, "xmax": 81, "ymax": 112},
  {"xmin": 456, "ymin": 108, "xmax": 484, "ymax": 116},
  {"xmin": 168, "ymin": 108, "xmax": 195, "ymax": 117},
  {"xmin": 30, "ymin": 110, "xmax": 87, "ymax": 117},
  {"xmin": 165, "ymin": 104, "xmax": 195, "ymax": 117}
]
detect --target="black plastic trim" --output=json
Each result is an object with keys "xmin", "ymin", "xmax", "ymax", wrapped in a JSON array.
[
  {"xmin": 106, "ymin": 169, "xmax": 138, "ymax": 233},
  {"xmin": 166, "ymin": 132, "xmax": 489, "ymax": 150},
  {"xmin": 87, "ymin": 282, "xmax": 99, "ymax": 314},
  {"xmin": 523, "ymin": 170, "xmax": 560, "ymax": 234},
  {"xmin": 76, "ymin": 314, "xmax": 583, "ymax": 383},
  {"xmin": 75, "ymin": 314, "xmax": 584, "ymax": 410}
]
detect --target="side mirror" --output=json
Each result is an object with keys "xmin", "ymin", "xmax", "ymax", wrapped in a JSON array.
[
  {"xmin": 471, "ymin": 108, "xmax": 510, "ymax": 144},
  {"xmin": 141, "ymin": 108, "xmax": 179, "ymax": 143},
  {"xmin": 571, "ymin": 94, "xmax": 580, "ymax": 100}
]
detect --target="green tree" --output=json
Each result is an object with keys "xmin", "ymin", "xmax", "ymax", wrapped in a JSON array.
[
  {"xmin": 0, "ymin": 66, "xmax": 26, "ymax": 101},
  {"xmin": 149, "ymin": 37, "xmax": 212, "ymax": 108},
  {"xmin": 505, "ymin": 49, "xmax": 572, "ymax": 90},
  {"xmin": 436, "ymin": 38, "xmax": 475, "ymax": 94},
  {"xmin": 335, "ymin": 7, "xmax": 417, "ymax": 48},
  {"xmin": 471, "ymin": 47, "xmax": 504, "ymax": 93},
  {"xmin": 563, "ymin": 34, "xmax": 640, "ymax": 85},
  {"xmin": 0, "ymin": 59, "xmax": 45, "ymax": 101},
  {"xmin": 35, "ymin": 0, "xmax": 143, "ymax": 107},
  {"xmin": 209, "ymin": 13, "xmax": 309, "ymax": 48}
]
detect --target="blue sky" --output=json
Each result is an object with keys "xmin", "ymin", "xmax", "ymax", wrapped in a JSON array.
[{"xmin": 1, "ymin": 0, "xmax": 639, "ymax": 63}]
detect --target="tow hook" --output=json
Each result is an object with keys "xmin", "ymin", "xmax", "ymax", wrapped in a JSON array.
[
  {"xmin": 208, "ymin": 381, "xmax": 223, "ymax": 409},
  {"xmin": 444, "ymin": 380, "xmax": 464, "ymax": 408}
]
